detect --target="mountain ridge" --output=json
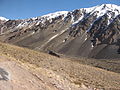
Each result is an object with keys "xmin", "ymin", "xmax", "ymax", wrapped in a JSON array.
[{"xmin": 0, "ymin": 4, "xmax": 120, "ymax": 59}]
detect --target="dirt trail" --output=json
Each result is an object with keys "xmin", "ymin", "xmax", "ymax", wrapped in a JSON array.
[{"xmin": 0, "ymin": 56, "xmax": 90, "ymax": 90}]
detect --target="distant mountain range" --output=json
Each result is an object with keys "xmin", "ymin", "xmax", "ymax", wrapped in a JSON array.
[{"xmin": 0, "ymin": 4, "xmax": 120, "ymax": 59}]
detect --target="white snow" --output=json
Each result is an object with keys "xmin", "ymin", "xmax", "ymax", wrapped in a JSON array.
[
  {"xmin": 84, "ymin": 4, "xmax": 120, "ymax": 18},
  {"xmin": 72, "ymin": 15, "xmax": 84, "ymax": 25},
  {"xmin": 45, "ymin": 28, "xmax": 67, "ymax": 44},
  {"xmin": 71, "ymin": 4, "xmax": 120, "ymax": 26},
  {"xmin": 17, "ymin": 21, "xmax": 28, "ymax": 28},
  {"xmin": 36, "ymin": 21, "xmax": 40, "ymax": 26},
  {"xmin": 71, "ymin": 14, "xmax": 74, "ymax": 23},
  {"xmin": 93, "ymin": 4, "xmax": 120, "ymax": 18},
  {"xmin": 85, "ymin": 38, "xmax": 87, "ymax": 41},
  {"xmin": 29, "ymin": 11, "xmax": 69, "ymax": 24},
  {"xmin": 0, "ymin": 17, "xmax": 9, "ymax": 21},
  {"xmin": 84, "ymin": 4, "xmax": 120, "ymax": 33},
  {"xmin": 40, "ymin": 11, "xmax": 69, "ymax": 23},
  {"xmin": 91, "ymin": 43, "xmax": 94, "ymax": 48},
  {"xmin": 32, "ymin": 17, "xmax": 38, "ymax": 20},
  {"xmin": 15, "ymin": 4, "xmax": 120, "ymax": 30},
  {"xmin": 85, "ymin": 35, "xmax": 88, "ymax": 41},
  {"xmin": 40, "ymin": 28, "xmax": 68, "ymax": 49},
  {"xmin": 2, "ymin": 4, "xmax": 119, "ymax": 34},
  {"xmin": 41, "ymin": 11, "xmax": 68, "ymax": 19},
  {"xmin": 83, "ymin": 6, "xmax": 98, "ymax": 13}
]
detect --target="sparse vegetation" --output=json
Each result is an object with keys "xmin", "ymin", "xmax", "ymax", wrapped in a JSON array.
[
  {"xmin": 0, "ymin": 42, "xmax": 120, "ymax": 89},
  {"xmin": 66, "ymin": 56, "xmax": 120, "ymax": 73}
]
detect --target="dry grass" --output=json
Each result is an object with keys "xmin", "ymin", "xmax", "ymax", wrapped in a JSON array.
[
  {"xmin": 65, "ymin": 56, "xmax": 120, "ymax": 73},
  {"xmin": 0, "ymin": 42, "xmax": 120, "ymax": 89}
]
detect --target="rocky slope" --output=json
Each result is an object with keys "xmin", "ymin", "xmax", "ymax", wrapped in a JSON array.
[
  {"xmin": 0, "ymin": 42, "xmax": 120, "ymax": 90},
  {"xmin": 0, "ymin": 4, "xmax": 120, "ymax": 59},
  {"xmin": 0, "ymin": 56, "xmax": 85, "ymax": 90}
]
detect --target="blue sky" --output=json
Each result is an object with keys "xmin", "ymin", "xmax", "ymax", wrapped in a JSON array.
[{"xmin": 0, "ymin": 0, "xmax": 120, "ymax": 19}]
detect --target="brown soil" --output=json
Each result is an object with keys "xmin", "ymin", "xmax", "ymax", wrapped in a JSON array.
[{"xmin": 0, "ymin": 42, "xmax": 119, "ymax": 89}]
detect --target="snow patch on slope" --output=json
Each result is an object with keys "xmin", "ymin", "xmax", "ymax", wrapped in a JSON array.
[
  {"xmin": 41, "ymin": 11, "xmax": 68, "ymax": 19},
  {"xmin": 72, "ymin": 15, "xmax": 84, "ymax": 25},
  {"xmin": 91, "ymin": 4, "xmax": 120, "ymax": 18},
  {"xmin": 39, "ymin": 11, "xmax": 69, "ymax": 24}
]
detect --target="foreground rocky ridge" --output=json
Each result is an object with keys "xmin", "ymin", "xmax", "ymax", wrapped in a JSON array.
[{"xmin": 0, "ymin": 4, "xmax": 120, "ymax": 59}]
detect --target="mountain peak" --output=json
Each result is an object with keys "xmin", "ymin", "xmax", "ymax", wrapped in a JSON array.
[
  {"xmin": 85, "ymin": 4, "xmax": 120, "ymax": 12},
  {"xmin": 100, "ymin": 4, "xmax": 119, "ymax": 7},
  {"xmin": 0, "ymin": 17, "xmax": 9, "ymax": 21},
  {"xmin": 98, "ymin": 4, "xmax": 120, "ymax": 10},
  {"xmin": 0, "ymin": 4, "xmax": 120, "ymax": 59}
]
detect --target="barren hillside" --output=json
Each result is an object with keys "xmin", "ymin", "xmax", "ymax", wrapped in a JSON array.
[{"xmin": 0, "ymin": 42, "xmax": 120, "ymax": 90}]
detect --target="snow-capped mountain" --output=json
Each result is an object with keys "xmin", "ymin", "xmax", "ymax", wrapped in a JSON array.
[
  {"xmin": 71, "ymin": 4, "xmax": 120, "ymax": 25},
  {"xmin": 0, "ymin": 17, "xmax": 9, "ymax": 21},
  {"xmin": 0, "ymin": 4, "xmax": 120, "ymax": 59}
]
